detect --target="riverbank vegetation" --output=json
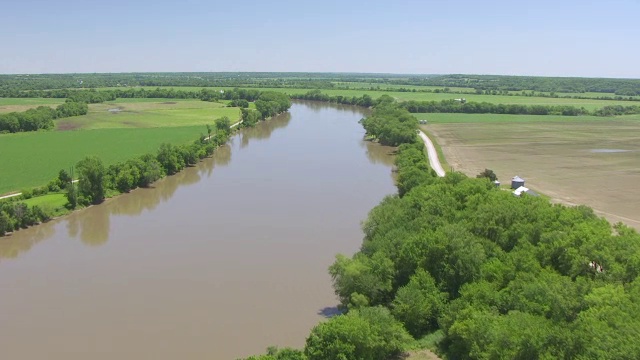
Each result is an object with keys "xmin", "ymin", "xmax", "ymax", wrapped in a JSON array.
[
  {"xmin": 243, "ymin": 102, "xmax": 640, "ymax": 360},
  {"xmin": 0, "ymin": 92, "xmax": 291, "ymax": 236},
  {"xmin": 0, "ymin": 129, "xmax": 221, "ymax": 236}
]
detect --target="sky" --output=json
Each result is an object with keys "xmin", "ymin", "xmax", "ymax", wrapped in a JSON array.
[{"xmin": 1, "ymin": 0, "xmax": 639, "ymax": 78}]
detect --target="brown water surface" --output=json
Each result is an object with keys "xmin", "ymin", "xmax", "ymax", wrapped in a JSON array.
[{"xmin": 0, "ymin": 102, "xmax": 396, "ymax": 359}]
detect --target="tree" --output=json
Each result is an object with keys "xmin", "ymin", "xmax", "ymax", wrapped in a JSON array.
[
  {"xmin": 215, "ymin": 116, "xmax": 231, "ymax": 135},
  {"xmin": 137, "ymin": 154, "xmax": 163, "ymax": 187},
  {"xmin": 392, "ymin": 269, "xmax": 448, "ymax": 337},
  {"xmin": 76, "ymin": 156, "xmax": 106, "ymax": 204},
  {"xmin": 66, "ymin": 182, "xmax": 78, "ymax": 209},
  {"xmin": 304, "ymin": 307, "xmax": 411, "ymax": 360},
  {"xmin": 58, "ymin": 169, "xmax": 72, "ymax": 184},
  {"xmin": 206, "ymin": 124, "xmax": 212, "ymax": 140},
  {"xmin": 115, "ymin": 163, "xmax": 140, "ymax": 193},
  {"xmin": 157, "ymin": 143, "xmax": 184, "ymax": 175},
  {"xmin": 329, "ymin": 252, "xmax": 396, "ymax": 308},
  {"xmin": 476, "ymin": 168, "xmax": 498, "ymax": 182},
  {"xmin": 0, "ymin": 211, "xmax": 10, "ymax": 236}
]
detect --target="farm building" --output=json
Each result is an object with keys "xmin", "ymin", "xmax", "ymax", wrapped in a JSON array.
[
  {"xmin": 513, "ymin": 186, "xmax": 539, "ymax": 197},
  {"xmin": 511, "ymin": 175, "xmax": 525, "ymax": 189}
]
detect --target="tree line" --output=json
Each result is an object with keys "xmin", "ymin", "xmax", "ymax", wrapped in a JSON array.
[
  {"xmin": 243, "ymin": 102, "xmax": 640, "ymax": 360},
  {"xmin": 0, "ymin": 100, "xmax": 88, "ymax": 133},
  {"xmin": 401, "ymin": 99, "xmax": 640, "ymax": 117},
  {"xmin": 393, "ymin": 74, "xmax": 640, "ymax": 95},
  {"xmin": 290, "ymin": 89, "xmax": 375, "ymax": 107},
  {"xmin": 2, "ymin": 73, "xmax": 639, "ymax": 96}
]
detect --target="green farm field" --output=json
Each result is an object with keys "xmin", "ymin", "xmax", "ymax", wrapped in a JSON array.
[
  {"xmin": 0, "ymin": 98, "xmax": 66, "ymax": 113},
  {"xmin": 0, "ymin": 125, "xmax": 207, "ymax": 194},
  {"xmin": 56, "ymin": 98, "xmax": 240, "ymax": 130},
  {"xmin": 423, "ymin": 115, "xmax": 640, "ymax": 229}
]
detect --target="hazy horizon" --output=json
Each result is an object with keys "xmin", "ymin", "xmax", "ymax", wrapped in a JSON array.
[{"xmin": 2, "ymin": 0, "xmax": 639, "ymax": 78}]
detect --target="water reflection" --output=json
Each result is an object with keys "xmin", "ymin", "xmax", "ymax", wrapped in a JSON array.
[
  {"xmin": 0, "ymin": 219, "xmax": 56, "ymax": 262},
  {"xmin": 240, "ymin": 112, "xmax": 291, "ymax": 148},
  {"xmin": 361, "ymin": 140, "xmax": 397, "ymax": 166},
  {"xmin": 297, "ymin": 100, "xmax": 368, "ymax": 116}
]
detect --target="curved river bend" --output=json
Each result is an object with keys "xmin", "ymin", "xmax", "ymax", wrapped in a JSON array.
[{"xmin": 0, "ymin": 102, "xmax": 396, "ymax": 359}]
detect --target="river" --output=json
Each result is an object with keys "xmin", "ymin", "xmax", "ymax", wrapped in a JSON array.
[{"xmin": 0, "ymin": 102, "xmax": 397, "ymax": 359}]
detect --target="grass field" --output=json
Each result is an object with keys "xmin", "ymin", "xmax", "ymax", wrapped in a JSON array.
[
  {"xmin": 0, "ymin": 98, "xmax": 66, "ymax": 113},
  {"xmin": 423, "ymin": 115, "xmax": 640, "ymax": 229},
  {"xmin": 56, "ymin": 98, "xmax": 240, "ymax": 130},
  {"xmin": 0, "ymin": 126, "xmax": 207, "ymax": 194},
  {"xmin": 21, "ymin": 193, "xmax": 70, "ymax": 217}
]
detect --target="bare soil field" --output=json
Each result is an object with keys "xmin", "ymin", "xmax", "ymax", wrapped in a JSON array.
[{"xmin": 424, "ymin": 116, "xmax": 640, "ymax": 230}]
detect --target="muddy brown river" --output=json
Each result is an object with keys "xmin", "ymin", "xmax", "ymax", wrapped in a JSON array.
[{"xmin": 0, "ymin": 102, "xmax": 396, "ymax": 359}]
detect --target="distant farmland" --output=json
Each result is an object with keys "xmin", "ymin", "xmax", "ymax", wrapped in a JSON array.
[
  {"xmin": 423, "ymin": 115, "xmax": 640, "ymax": 229},
  {"xmin": 56, "ymin": 98, "xmax": 240, "ymax": 130},
  {"xmin": 0, "ymin": 98, "xmax": 241, "ymax": 194},
  {"xmin": 0, "ymin": 126, "xmax": 207, "ymax": 194},
  {"xmin": 0, "ymin": 98, "xmax": 66, "ymax": 113}
]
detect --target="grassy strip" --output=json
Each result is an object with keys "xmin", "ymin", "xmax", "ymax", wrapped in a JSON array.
[{"xmin": 20, "ymin": 193, "xmax": 70, "ymax": 217}]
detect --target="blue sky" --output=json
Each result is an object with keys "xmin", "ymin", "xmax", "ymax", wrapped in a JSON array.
[{"xmin": 1, "ymin": 0, "xmax": 639, "ymax": 77}]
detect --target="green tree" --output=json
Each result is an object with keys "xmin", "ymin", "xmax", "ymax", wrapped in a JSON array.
[
  {"xmin": 476, "ymin": 168, "xmax": 498, "ymax": 182},
  {"xmin": 58, "ymin": 169, "xmax": 72, "ymax": 184},
  {"xmin": 137, "ymin": 154, "xmax": 163, "ymax": 187},
  {"xmin": 157, "ymin": 143, "xmax": 185, "ymax": 175},
  {"xmin": 115, "ymin": 163, "xmax": 140, "ymax": 193},
  {"xmin": 0, "ymin": 211, "xmax": 10, "ymax": 236},
  {"xmin": 76, "ymin": 156, "xmax": 106, "ymax": 204},
  {"xmin": 304, "ymin": 307, "xmax": 410, "ymax": 360},
  {"xmin": 206, "ymin": 124, "xmax": 212, "ymax": 140},
  {"xmin": 65, "ymin": 182, "xmax": 78, "ymax": 209},
  {"xmin": 392, "ymin": 269, "xmax": 448, "ymax": 337},
  {"xmin": 215, "ymin": 116, "xmax": 232, "ymax": 135},
  {"xmin": 329, "ymin": 252, "xmax": 396, "ymax": 308}
]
